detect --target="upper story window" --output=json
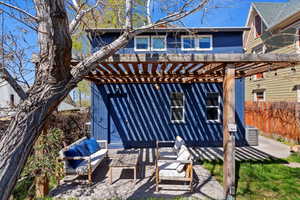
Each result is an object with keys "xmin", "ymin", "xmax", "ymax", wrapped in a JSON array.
[
  {"xmin": 152, "ymin": 36, "xmax": 166, "ymax": 51},
  {"xmin": 254, "ymin": 15, "xmax": 266, "ymax": 38},
  {"xmin": 181, "ymin": 35, "xmax": 213, "ymax": 51},
  {"xmin": 170, "ymin": 92, "xmax": 185, "ymax": 123},
  {"xmin": 134, "ymin": 35, "xmax": 166, "ymax": 51},
  {"xmin": 206, "ymin": 92, "xmax": 220, "ymax": 122},
  {"xmin": 134, "ymin": 36, "xmax": 150, "ymax": 51}
]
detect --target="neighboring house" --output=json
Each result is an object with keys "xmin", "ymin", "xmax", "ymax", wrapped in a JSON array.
[
  {"xmin": 88, "ymin": 27, "xmax": 248, "ymax": 148},
  {"xmin": 0, "ymin": 77, "xmax": 79, "ymax": 116},
  {"xmin": 0, "ymin": 79, "xmax": 22, "ymax": 117},
  {"xmin": 244, "ymin": 0, "xmax": 300, "ymax": 102}
]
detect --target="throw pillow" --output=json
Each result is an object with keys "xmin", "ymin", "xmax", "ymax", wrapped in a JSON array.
[
  {"xmin": 76, "ymin": 142, "xmax": 90, "ymax": 156},
  {"xmin": 64, "ymin": 147, "xmax": 83, "ymax": 169},
  {"xmin": 174, "ymin": 136, "xmax": 185, "ymax": 153},
  {"xmin": 85, "ymin": 138, "xmax": 101, "ymax": 154}
]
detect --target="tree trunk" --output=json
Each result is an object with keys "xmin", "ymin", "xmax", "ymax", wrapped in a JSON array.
[
  {"xmin": 0, "ymin": 0, "xmax": 133, "ymax": 198},
  {"xmin": 35, "ymin": 126, "xmax": 49, "ymax": 198},
  {"xmin": 0, "ymin": 0, "xmax": 72, "ymax": 199}
]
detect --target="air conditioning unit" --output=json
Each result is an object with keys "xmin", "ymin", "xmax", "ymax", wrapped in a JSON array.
[{"xmin": 245, "ymin": 126, "xmax": 259, "ymax": 146}]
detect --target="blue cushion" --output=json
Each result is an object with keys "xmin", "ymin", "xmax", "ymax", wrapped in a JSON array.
[
  {"xmin": 76, "ymin": 142, "xmax": 91, "ymax": 156},
  {"xmin": 85, "ymin": 138, "xmax": 101, "ymax": 154},
  {"xmin": 64, "ymin": 147, "xmax": 83, "ymax": 169}
]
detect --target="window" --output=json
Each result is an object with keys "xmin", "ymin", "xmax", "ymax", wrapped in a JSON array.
[
  {"xmin": 181, "ymin": 35, "xmax": 212, "ymax": 50},
  {"xmin": 134, "ymin": 35, "xmax": 166, "ymax": 51},
  {"xmin": 254, "ymin": 15, "xmax": 266, "ymax": 38},
  {"xmin": 170, "ymin": 92, "xmax": 185, "ymax": 123},
  {"xmin": 152, "ymin": 36, "xmax": 166, "ymax": 51},
  {"xmin": 182, "ymin": 36, "xmax": 196, "ymax": 50},
  {"xmin": 254, "ymin": 15, "xmax": 262, "ymax": 37},
  {"xmin": 206, "ymin": 92, "xmax": 220, "ymax": 122},
  {"xmin": 10, "ymin": 94, "xmax": 14, "ymax": 106},
  {"xmin": 134, "ymin": 36, "xmax": 150, "ymax": 51},
  {"xmin": 254, "ymin": 91, "xmax": 265, "ymax": 102}
]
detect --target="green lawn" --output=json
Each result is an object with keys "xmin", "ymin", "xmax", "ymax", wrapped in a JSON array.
[{"xmin": 202, "ymin": 153, "xmax": 300, "ymax": 200}]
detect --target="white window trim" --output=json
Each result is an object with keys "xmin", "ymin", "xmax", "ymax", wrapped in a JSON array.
[
  {"xmin": 151, "ymin": 35, "xmax": 167, "ymax": 51},
  {"xmin": 206, "ymin": 93, "xmax": 221, "ymax": 123},
  {"xmin": 254, "ymin": 91, "xmax": 265, "ymax": 102},
  {"xmin": 134, "ymin": 36, "xmax": 150, "ymax": 51},
  {"xmin": 170, "ymin": 93, "xmax": 185, "ymax": 123},
  {"xmin": 181, "ymin": 35, "xmax": 213, "ymax": 51}
]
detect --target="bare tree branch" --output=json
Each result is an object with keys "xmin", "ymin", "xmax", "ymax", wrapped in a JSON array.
[
  {"xmin": 0, "ymin": 9, "xmax": 38, "ymax": 31},
  {"xmin": 69, "ymin": 0, "xmax": 104, "ymax": 34},
  {"xmin": 139, "ymin": 0, "xmax": 209, "ymax": 30},
  {"xmin": 0, "ymin": 64, "xmax": 27, "ymax": 100},
  {"xmin": 146, "ymin": 0, "xmax": 151, "ymax": 24},
  {"xmin": 125, "ymin": 0, "xmax": 133, "ymax": 29},
  {"xmin": 71, "ymin": 0, "xmax": 80, "ymax": 11},
  {"xmin": 0, "ymin": 1, "xmax": 38, "ymax": 21}
]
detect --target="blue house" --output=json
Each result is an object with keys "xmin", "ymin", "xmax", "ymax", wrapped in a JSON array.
[{"xmin": 87, "ymin": 27, "xmax": 249, "ymax": 149}]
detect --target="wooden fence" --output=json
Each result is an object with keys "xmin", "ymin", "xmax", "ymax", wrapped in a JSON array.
[{"xmin": 245, "ymin": 101, "xmax": 300, "ymax": 142}]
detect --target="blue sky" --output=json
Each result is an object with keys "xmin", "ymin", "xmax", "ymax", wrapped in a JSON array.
[
  {"xmin": 164, "ymin": 0, "xmax": 288, "ymax": 27},
  {"xmin": 0, "ymin": 0, "xmax": 289, "ymax": 86}
]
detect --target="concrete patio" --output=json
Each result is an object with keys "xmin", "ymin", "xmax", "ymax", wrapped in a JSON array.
[
  {"xmin": 50, "ymin": 136, "xmax": 290, "ymax": 200},
  {"xmin": 50, "ymin": 149, "xmax": 224, "ymax": 200}
]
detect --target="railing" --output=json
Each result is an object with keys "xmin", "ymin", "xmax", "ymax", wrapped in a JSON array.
[{"xmin": 245, "ymin": 101, "xmax": 300, "ymax": 142}]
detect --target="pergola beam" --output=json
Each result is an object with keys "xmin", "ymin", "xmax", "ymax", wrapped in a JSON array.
[
  {"xmin": 103, "ymin": 53, "xmax": 300, "ymax": 63},
  {"xmin": 223, "ymin": 64, "xmax": 236, "ymax": 199}
]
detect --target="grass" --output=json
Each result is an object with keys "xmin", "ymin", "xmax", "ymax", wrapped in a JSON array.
[{"xmin": 202, "ymin": 154, "xmax": 300, "ymax": 200}]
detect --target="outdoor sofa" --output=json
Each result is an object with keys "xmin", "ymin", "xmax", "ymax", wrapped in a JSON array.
[
  {"xmin": 156, "ymin": 136, "xmax": 193, "ymax": 192},
  {"xmin": 59, "ymin": 137, "xmax": 108, "ymax": 184}
]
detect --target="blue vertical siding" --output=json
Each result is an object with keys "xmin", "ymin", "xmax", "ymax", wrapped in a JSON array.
[
  {"xmin": 91, "ymin": 32, "xmax": 244, "ymax": 54},
  {"xmin": 90, "ymin": 30, "xmax": 246, "ymax": 148},
  {"xmin": 92, "ymin": 82, "xmax": 246, "ymax": 148}
]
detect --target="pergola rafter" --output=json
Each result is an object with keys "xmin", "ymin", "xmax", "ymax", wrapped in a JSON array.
[
  {"xmin": 82, "ymin": 53, "xmax": 300, "ymax": 199},
  {"xmin": 84, "ymin": 53, "xmax": 300, "ymax": 84}
]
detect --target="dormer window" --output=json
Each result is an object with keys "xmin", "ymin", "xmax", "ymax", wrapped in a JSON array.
[
  {"xmin": 254, "ymin": 15, "xmax": 267, "ymax": 38},
  {"xmin": 181, "ymin": 35, "xmax": 212, "ymax": 51}
]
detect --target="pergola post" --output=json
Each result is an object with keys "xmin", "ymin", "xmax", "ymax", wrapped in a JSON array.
[{"xmin": 223, "ymin": 63, "xmax": 236, "ymax": 199}]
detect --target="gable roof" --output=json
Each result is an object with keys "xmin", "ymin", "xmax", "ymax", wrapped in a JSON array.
[{"xmin": 250, "ymin": 0, "xmax": 300, "ymax": 29}]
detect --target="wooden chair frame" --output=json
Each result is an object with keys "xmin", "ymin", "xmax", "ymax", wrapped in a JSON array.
[
  {"xmin": 155, "ymin": 159, "xmax": 193, "ymax": 192},
  {"xmin": 58, "ymin": 137, "xmax": 108, "ymax": 184}
]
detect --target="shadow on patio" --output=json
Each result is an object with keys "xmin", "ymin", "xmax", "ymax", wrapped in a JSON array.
[{"xmin": 50, "ymin": 147, "xmax": 285, "ymax": 200}]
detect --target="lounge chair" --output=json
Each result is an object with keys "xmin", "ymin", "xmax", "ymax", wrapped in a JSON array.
[
  {"xmin": 155, "ymin": 143, "xmax": 193, "ymax": 192},
  {"xmin": 156, "ymin": 136, "xmax": 185, "ymax": 160},
  {"xmin": 58, "ymin": 137, "xmax": 108, "ymax": 184}
]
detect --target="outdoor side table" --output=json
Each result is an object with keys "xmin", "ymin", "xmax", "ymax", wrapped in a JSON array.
[{"xmin": 109, "ymin": 150, "xmax": 139, "ymax": 184}]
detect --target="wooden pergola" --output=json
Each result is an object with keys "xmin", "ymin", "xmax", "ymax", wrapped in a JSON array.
[{"xmin": 85, "ymin": 53, "xmax": 300, "ymax": 199}]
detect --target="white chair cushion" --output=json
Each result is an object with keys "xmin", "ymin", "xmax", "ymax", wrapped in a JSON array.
[
  {"xmin": 173, "ymin": 136, "xmax": 185, "ymax": 152},
  {"xmin": 159, "ymin": 151, "xmax": 177, "ymax": 159},
  {"xmin": 176, "ymin": 145, "xmax": 191, "ymax": 173},
  {"xmin": 158, "ymin": 161, "xmax": 186, "ymax": 178}
]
